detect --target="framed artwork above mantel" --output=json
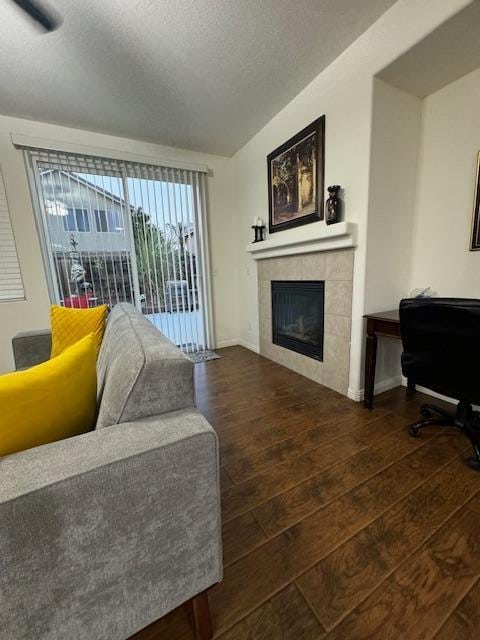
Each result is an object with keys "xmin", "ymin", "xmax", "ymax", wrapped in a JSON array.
[
  {"xmin": 267, "ymin": 115, "xmax": 325, "ymax": 234},
  {"xmin": 470, "ymin": 152, "xmax": 480, "ymax": 250}
]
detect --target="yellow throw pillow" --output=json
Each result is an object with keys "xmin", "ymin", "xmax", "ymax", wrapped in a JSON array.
[
  {"xmin": 0, "ymin": 334, "xmax": 97, "ymax": 457},
  {"xmin": 50, "ymin": 304, "xmax": 108, "ymax": 358}
]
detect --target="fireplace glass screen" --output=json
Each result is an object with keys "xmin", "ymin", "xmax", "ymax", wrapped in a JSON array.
[{"xmin": 271, "ymin": 280, "xmax": 325, "ymax": 360}]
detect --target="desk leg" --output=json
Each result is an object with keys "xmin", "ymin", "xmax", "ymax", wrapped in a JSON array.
[
  {"xmin": 407, "ymin": 378, "xmax": 416, "ymax": 395},
  {"xmin": 364, "ymin": 321, "xmax": 377, "ymax": 410}
]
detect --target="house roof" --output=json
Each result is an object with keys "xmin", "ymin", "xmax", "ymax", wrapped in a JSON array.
[{"xmin": 40, "ymin": 169, "xmax": 134, "ymax": 210}]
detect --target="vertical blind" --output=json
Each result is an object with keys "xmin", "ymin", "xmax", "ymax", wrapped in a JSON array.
[
  {"xmin": 21, "ymin": 147, "xmax": 212, "ymax": 353},
  {"xmin": 0, "ymin": 165, "xmax": 25, "ymax": 302}
]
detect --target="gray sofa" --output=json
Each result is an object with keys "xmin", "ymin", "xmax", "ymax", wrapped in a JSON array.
[{"xmin": 2, "ymin": 303, "xmax": 222, "ymax": 640}]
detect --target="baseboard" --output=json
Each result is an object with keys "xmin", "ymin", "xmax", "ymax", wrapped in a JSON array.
[
  {"xmin": 215, "ymin": 339, "xmax": 240, "ymax": 349},
  {"xmin": 400, "ymin": 377, "xmax": 458, "ymax": 406},
  {"xmin": 350, "ymin": 375, "xmax": 470, "ymax": 408},
  {"xmin": 214, "ymin": 338, "xmax": 260, "ymax": 353},
  {"xmin": 348, "ymin": 376, "xmax": 403, "ymax": 403},
  {"xmin": 238, "ymin": 339, "xmax": 260, "ymax": 354}
]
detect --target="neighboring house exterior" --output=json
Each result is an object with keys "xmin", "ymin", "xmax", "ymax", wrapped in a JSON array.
[
  {"xmin": 41, "ymin": 170, "xmax": 134, "ymax": 306},
  {"xmin": 42, "ymin": 169, "xmax": 129, "ymax": 253},
  {"xmin": 40, "ymin": 170, "xmax": 198, "ymax": 312}
]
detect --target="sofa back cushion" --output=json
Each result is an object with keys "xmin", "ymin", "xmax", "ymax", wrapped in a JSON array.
[{"xmin": 95, "ymin": 303, "xmax": 194, "ymax": 429}]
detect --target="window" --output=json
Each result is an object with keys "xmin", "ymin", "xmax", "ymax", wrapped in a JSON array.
[
  {"xmin": 94, "ymin": 209, "xmax": 122, "ymax": 232},
  {"xmin": 0, "ymin": 166, "xmax": 25, "ymax": 301},
  {"xmin": 63, "ymin": 208, "xmax": 90, "ymax": 232}
]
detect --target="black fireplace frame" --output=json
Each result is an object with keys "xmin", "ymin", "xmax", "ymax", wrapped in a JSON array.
[{"xmin": 271, "ymin": 280, "xmax": 325, "ymax": 361}]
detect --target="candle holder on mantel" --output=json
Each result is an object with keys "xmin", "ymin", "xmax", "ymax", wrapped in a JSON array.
[{"xmin": 251, "ymin": 224, "xmax": 266, "ymax": 243}]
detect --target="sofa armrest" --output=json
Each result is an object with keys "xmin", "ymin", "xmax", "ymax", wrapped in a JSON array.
[
  {"xmin": 12, "ymin": 329, "xmax": 52, "ymax": 370},
  {"xmin": 0, "ymin": 409, "xmax": 222, "ymax": 640}
]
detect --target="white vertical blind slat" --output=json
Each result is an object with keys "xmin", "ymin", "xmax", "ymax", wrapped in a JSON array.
[
  {"xmin": 163, "ymin": 166, "xmax": 181, "ymax": 347},
  {"xmin": 170, "ymin": 167, "xmax": 187, "ymax": 349},
  {"xmin": 191, "ymin": 170, "xmax": 207, "ymax": 350},
  {"xmin": 143, "ymin": 171, "xmax": 162, "ymax": 332}
]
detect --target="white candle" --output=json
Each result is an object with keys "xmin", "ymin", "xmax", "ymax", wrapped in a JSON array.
[{"xmin": 253, "ymin": 216, "xmax": 258, "ymax": 226}]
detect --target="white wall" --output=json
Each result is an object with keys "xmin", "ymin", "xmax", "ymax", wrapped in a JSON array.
[
  {"xmin": 364, "ymin": 79, "xmax": 422, "ymax": 391},
  {"xmin": 0, "ymin": 0, "xmax": 474, "ymax": 391},
  {"xmin": 408, "ymin": 66, "xmax": 480, "ymax": 297},
  {"xmin": 231, "ymin": 0, "xmax": 471, "ymax": 396},
  {"xmin": 0, "ymin": 115, "xmax": 238, "ymax": 372}
]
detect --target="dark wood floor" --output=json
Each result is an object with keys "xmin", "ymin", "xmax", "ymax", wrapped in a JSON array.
[{"xmin": 133, "ymin": 346, "xmax": 480, "ymax": 639}]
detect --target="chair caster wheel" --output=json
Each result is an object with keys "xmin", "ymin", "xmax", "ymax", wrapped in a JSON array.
[
  {"xmin": 409, "ymin": 426, "xmax": 419, "ymax": 438},
  {"xmin": 420, "ymin": 406, "xmax": 431, "ymax": 418},
  {"xmin": 467, "ymin": 457, "xmax": 480, "ymax": 471}
]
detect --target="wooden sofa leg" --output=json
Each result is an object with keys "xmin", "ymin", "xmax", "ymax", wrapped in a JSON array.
[{"xmin": 191, "ymin": 590, "xmax": 213, "ymax": 640}]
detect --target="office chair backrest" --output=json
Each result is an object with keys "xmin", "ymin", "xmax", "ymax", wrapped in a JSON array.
[{"xmin": 400, "ymin": 297, "xmax": 480, "ymax": 404}]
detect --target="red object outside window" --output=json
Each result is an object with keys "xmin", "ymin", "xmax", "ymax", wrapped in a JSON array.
[{"xmin": 63, "ymin": 295, "xmax": 94, "ymax": 309}]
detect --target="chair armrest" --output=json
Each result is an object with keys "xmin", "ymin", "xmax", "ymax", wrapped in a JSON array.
[
  {"xmin": 0, "ymin": 409, "xmax": 222, "ymax": 640},
  {"xmin": 11, "ymin": 329, "xmax": 52, "ymax": 369}
]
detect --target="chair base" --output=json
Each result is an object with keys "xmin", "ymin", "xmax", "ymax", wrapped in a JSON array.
[
  {"xmin": 409, "ymin": 402, "xmax": 480, "ymax": 471},
  {"xmin": 467, "ymin": 456, "xmax": 480, "ymax": 471}
]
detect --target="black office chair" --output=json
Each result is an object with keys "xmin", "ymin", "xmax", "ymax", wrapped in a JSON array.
[{"xmin": 400, "ymin": 297, "xmax": 480, "ymax": 470}]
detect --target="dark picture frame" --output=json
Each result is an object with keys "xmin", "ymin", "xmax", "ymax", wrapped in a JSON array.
[
  {"xmin": 470, "ymin": 152, "xmax": 480, "ymax": 250},
  {"xmin": 267, "ymin": 116, "xmax": 325, "ymax": 234}
]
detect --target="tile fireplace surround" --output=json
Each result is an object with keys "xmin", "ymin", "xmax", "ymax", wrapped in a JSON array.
[{"xmin": 257, "ymin": 249, "xmax": 354, "ymax": 395}]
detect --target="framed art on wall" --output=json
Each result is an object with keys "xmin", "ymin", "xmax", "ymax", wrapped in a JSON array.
[
  {"xmin": 470, "ymin": 152, "xmax": 480, "ymax": 250},
  {"xmin": 267, "ymin": 116, "xmax": 325, "ymax": 234}
]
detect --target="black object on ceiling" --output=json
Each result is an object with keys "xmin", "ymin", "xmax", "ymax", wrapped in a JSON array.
[{"xmin": 10, "ymin": 0, "xmax": 61, "ymax": 32}]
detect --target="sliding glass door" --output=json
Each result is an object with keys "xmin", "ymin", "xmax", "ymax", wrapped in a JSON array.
[
  {"xmin": 124, "ymin": 170, "xmax": 206, "ymax": 350},
  {"xmin": 25, "ymin": 150, "xmax": 211, "ymax": 353}
]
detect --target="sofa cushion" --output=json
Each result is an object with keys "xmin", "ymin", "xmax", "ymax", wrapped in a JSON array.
[
  {"xmin": 95, "ymin": 303, "xmax": 195, "ymax": 429},
  {"xmin": 0, "ymin": 334, "xmax": 97, "ymax": 456}
]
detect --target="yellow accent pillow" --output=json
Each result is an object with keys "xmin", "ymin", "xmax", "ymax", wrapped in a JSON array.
[
  {"xmin": 50, "ymin": 304, "xmax": 108, "ymax": 358},
  {"xmin": 0, "ymin": 334, "xmax": 97, "ymax": 457}
]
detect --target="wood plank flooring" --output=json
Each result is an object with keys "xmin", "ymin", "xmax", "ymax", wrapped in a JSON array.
[{"xmin": 132, "ymin": 346, "xmax": 480, "ymax": 639}]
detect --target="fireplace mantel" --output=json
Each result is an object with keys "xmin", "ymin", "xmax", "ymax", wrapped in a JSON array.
[{"xmin": 246, "ymin": 221, "xmax": 357, "ymax": 260}]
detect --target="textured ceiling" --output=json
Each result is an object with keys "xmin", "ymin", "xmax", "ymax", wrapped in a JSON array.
[{"xmin": 0, "ymin": 0, "xmax": 397, "ymax": 156}]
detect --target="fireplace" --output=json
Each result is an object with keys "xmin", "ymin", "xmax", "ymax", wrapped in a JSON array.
[{"xmin": 271, "ymin": 280, "xmax": 325, "ymax": 361}]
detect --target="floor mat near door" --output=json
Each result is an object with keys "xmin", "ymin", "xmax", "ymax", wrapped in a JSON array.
[{"xmin": 188, "ymin": 350, "xmax": 221, "ymax": 363}]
